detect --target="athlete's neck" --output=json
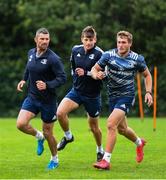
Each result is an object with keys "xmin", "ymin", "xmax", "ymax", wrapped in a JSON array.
[
  {"xmin": 118, "ymin": 50, "xmax": 130, "ymax": 58},
  {"xmin": 36, "ymin": 48, "xmax": 47, "ymax": 57}
]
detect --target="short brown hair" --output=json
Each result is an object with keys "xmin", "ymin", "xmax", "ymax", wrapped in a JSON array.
[
  {"xmin": 81, "ymin": 26, "xmax": 96, "ymax": 38},
  {"xmin": 35, "ymin": 27, "xmax": 49, "ymax": 37},
  {"xmin": 117, "ymin": 31, "xmax": 133, "ymax": 43}
]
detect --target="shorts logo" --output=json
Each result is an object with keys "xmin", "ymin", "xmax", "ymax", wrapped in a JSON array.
[
  {"xmin": 95, "ymin": 111, "xmax": 99, "ymax": 116},
  {"xmin": 120, "ymin": 104, "xmax": 126, "ymax": 109},
  {"xmin": 52, "ymin": 115, "xmax": 57, "ymax": 121}
]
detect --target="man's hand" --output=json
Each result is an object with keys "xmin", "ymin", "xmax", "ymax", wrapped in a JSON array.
[
  {"xmin": 17, "ymin": 80, "xmax": 26, "ymax": 92},
  {"xmin": 36, "ymin": 80, "xmax": 46, "ymax": 90},
  {"xmin": 75, "ymin": 68, "xmax": 85, "ymax": 76},
  {"xmin": 145, "ymin": 92, "xmax": 153, "ymax": 107},
  {"xmin": 96, "ymin": 71, "xmax": 106, "ymax": 80},
  {"xmin": 91, "ymin": 63, "xmax": 104, "ymax": 80}
]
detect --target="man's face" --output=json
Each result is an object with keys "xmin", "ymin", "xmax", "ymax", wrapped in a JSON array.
[
  {"xmin": 35, "ymin": 33, "xmax": 50, "ymax": 51},
  {"xmin": 117, "ymin": 36, "xmax": 132, "ymax": 56},
  {"xmin": 81, "ymin": 36, "xmax": 96, "ymax": 51}
]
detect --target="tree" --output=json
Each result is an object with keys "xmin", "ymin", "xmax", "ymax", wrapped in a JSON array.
[{"xmin": 0, "ymin": 0, "xmax": 166, "ymax": 116}]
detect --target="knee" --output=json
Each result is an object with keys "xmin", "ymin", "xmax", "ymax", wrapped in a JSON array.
[
  {"xmin": 90, "ymin": 126, "xmax": 100, "ymax": 134},
  {"xmin": 107, "ymin": 121, "xmax": 117, "ymax": 132},
  {"xmin": 43, "ymin": 131, "xmax": 48, "ymax": 139},
  {"xmin": 16, "ymin": 121, "xmax": 26, "ymax": 131},
  {"xmin": 56, "ymin": 109, "xmax": 65, "ymax": 120}
]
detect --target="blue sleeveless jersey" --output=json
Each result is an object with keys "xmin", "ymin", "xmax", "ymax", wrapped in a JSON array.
[{"xmin": 97, "ymin": 48, "xmax": 147, "ymax": 97}]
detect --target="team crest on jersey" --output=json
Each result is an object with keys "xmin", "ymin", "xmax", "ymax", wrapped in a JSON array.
[
  {"xmin": 77, "ymin": 53, "xmax": 81, "ymax": 57},
  {"xmin": 127, "ymin": 61, "xmax": 136, "ymax": 68},
  {"xmin": 28, "ymin": 55, "xmax": 33, "ymax": 61},
  {"xmin": 89, "ymin": 54, "xmax": 94, "ymax": 59},
  {"xmin": 41, "ymin": 59, "xmax": 47, "ymax": 64}
]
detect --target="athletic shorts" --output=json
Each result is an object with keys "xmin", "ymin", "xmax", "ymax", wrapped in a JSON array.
[
  {"xmin": 65, "ymin": 88, "xmax": 101, "ymax": 118},
  {"xmin": 109, "ymin": 96, "xmax": 135, "ymax": 114},
  {"xmin": 21, "ymin": 96, "xmax": 57, "ymax": 123}
]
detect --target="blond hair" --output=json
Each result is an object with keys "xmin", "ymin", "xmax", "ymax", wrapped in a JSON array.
[{"xmin": 117, "ymin": 31, "xmax": 133, "ymax": 43}]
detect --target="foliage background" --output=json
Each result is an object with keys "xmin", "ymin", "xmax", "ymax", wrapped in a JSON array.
[{"xmin": 0, "ymin": 0, "xmax": 165, "ymax": 117}]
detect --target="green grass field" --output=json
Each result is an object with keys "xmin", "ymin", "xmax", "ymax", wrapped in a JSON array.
[{"xmin": 0, "ymin": 117, "xmax": 166, "ymax": 179}]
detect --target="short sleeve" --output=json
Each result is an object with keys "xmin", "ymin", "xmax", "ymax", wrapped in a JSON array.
[
  {"xmin": 97, "ymin": 52, "xmax": 110, "ymax": 69},
  {"xmin": 136, "ymin": 55, "xmax": 147, "ymax": 72}
]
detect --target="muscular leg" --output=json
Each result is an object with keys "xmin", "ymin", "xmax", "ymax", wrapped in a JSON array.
[
  {"xmin": 117, "ymin": 116, "xmax": 137, "ymax": 142},
  {"xmin": 88, "ymin": 115, "xmax": 104, "ymax": 161},
  {"xmin": 16, "ymin": 109, "xmax": 36, "ymax": 136},
  {"xmin": 43, "ymin": 122, "xmax": 57, "ymax": 156},
  {"xmin": 57, "ymin": 98, "xmax": 79, "ymax": 132},
  {"xmin": 117, "ymin": 116, "xmax": 146, "ymax": 163},
  {"xmin": 56, "ymin": 98, "xmax": 78, "ymax": 150},
  {"xmin": 105, "ymin": 109, "xmax": 125, "ymax": 153},
  {"xmin": 88, "ymin": 115, "xmax": 102, "ymax": 147}
]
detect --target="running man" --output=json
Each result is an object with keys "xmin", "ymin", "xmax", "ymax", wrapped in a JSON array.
[
  {"xmin": 16, "ymin": 27, "xmax": 66, "ymax": 170},
  {"xmin": 91, "ymin": 30, "xmax": 153, "ymax": 170},
  {"xmin": 57, "ymin": 26, "xmax": 104, "ymax": 161}
]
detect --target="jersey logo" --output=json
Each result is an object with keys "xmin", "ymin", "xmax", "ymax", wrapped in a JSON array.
[
  {"xmin": 127, "ymin": 60, "xmax": 136, "ymax": 68},
  {"xmin": 89, "ymin": 54, "xmax": 94, "ymax": 59},
  {"xmin": 111, "ymin": 60, "xmax": 116, "ymax": 65},
  {"xmin": 41, "ymin": 59, "xmax": 47, "ymax": 64},
  {"xmin": 28, "ymin": 55, "xmax": 33, "ymax": 61},
  {"xmin": 77, "ymin": 53, "xmax": 81, "ymax": 57}
]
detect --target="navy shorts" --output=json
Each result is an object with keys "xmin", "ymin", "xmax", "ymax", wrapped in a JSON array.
[
  {"xmin": 109, "ymin": 96, "xmax": 135, "ymax": 114},
  {"xmin": 21, "ymin": 96, "xmax": 57, "ymax": 123},
  {"xmin": 65, "ymin": 88, "xmax": 101, "ymax": 118}
]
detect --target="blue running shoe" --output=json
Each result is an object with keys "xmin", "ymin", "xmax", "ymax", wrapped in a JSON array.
[
  {"xmin": 37, "ymin": 139, "xmax": 44, "ymax": 156},
  {"xmin": 47, "ymin": 160, "xmax": 59, "ymax": 170}
]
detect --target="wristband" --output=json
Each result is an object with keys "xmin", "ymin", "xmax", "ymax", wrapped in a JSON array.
[{"xmin": 146, "ymin": 91, "xmax": 152, "ymax": 95}]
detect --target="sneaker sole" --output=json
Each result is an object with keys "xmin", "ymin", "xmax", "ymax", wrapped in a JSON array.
[
  {"xmin": 47, "ymin": 165, "xmax": 59, "ymax": 170},
  {"xmin": 93, "ymin": 164, "xmax": 110, "ymax": 170}
]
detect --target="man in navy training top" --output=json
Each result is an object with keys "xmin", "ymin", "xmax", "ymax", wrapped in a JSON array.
[
  {"xmin": 56, "ymin": 26, "xmax": 104, "ymax": 162},
  {"xmin": 16, "ymin": 27, "xmax": 66, "ymax": 170},
  {"xmin": 91, "ymin": 30, "xmax": 153, "ymax": 170}
]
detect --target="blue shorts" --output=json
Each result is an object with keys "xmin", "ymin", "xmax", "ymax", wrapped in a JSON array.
[
  {"xmin": 21, "ymin": 96, "xmax": 57, "ymax": 123},
  {"xmin": 65, "ymin": 88, "xmax": 101, "ymax": 118},
  {"xmin": 109, "ymin": 96, "xmax": 135, "ymax": 114}
]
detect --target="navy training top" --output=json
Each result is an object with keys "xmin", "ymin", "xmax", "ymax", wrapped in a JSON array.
[
  {"xmin": 70, "ymin": 45, "xmax": 103, "ymax": 97},
  {"xmin": 23, "ymin": 48, "xmax": 66, "ymax": 103}
]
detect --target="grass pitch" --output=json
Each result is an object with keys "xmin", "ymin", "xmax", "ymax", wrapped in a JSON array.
[{"xmin": 0, "ymin": 117, "xmax": 166, "ymax": 179}]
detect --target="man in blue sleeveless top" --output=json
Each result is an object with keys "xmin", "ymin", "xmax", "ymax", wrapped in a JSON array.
[
  {"xmin": 57, "ymin": 26, "xmax": 104, "ymax": 162},
  {"xmin": 91, "ymin": 30, "xmax": 153, "ymax": 170}
]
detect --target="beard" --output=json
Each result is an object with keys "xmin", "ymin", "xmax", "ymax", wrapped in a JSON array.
[{"xmin": 40, "ymin": 43, "xmax": 48, "ymax": 51}]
